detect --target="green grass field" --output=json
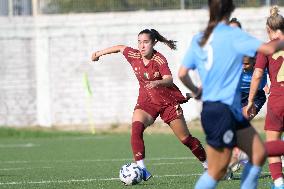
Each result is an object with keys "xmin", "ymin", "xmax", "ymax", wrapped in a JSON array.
[{"xmin": 0, "ymin": 127, "xmax": 272, "ymax": 189}]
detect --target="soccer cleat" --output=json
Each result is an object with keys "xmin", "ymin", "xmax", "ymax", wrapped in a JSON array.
[
  {"xmin": 222, "ymin": 167, "xmax": 233, "ymax": 180},
  {"xmin": 239, "ymin": 159, "xmax": 248, "ymax": 166},
  {"xmin": 238, "ymin": 151, "xmax": 249, "ymax": 164},
  {"xmin": 141, "ymin": 168, "xmax": 152, "ymax": 181},
  {"xmin": 229, "ymin": 151, "xmax": 248, "ymax": 173},
  {"xmin": 271, "ymin": 184, "xmax": 284, "ymax": 189},
  {"xmin": 230, "ymin": 162, "xmax": 241, "ymax": 172}
]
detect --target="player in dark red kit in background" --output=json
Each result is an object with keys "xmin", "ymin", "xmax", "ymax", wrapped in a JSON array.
[
  {"xmin": 247, "ymin": 6, "xmax": 284, "ymax": 189},
  {"xmin": 91, "ymin": 29, "xmax": 207, "ymax": 181}
]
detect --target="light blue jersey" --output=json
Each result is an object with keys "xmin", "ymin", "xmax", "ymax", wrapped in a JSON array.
[{"xmin": 182, "ymin": 23, "xmax": 262, "ymax": 121}]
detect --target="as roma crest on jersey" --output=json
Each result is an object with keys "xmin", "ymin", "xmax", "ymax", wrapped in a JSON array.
[
  {"xmin": 143, "ymin": 72, "xmax": 150, "ymax": 79},
  {"xmin": 153, "ymin": 72, "xmax": 160, "ymax": 78}
]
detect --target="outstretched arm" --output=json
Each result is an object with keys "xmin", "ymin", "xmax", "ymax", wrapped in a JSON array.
[
  {"xmin": 257, "ymin": 40, "xmax": 284, "ymax": 55},
  {"xmin": 178, "ymin": 66, "xmax": 201, "ymax": 99},
  {"xmin": 91, "ymin": 45, "xmax": 127, "ymax": 61}
]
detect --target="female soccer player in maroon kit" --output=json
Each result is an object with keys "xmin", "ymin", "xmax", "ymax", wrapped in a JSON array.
[
  {"xmin": 247, "ymin": 6, "xmax": 284, "ymax": 189},
  {"xmin": 91, "ymin": 29, "xmax": 207, "ymax": 181}
]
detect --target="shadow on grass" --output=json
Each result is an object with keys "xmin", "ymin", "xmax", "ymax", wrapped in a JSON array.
[
  {"xmin": 259, "ymin": 173, "xmax": 271, "ymax": 179},
  {"xmin": 138, "ymin": 178, "xmax": 194, "ymax": 188},
  {"xmin": 226, "ymin": 172, "xmax": 271, "ymax": 181}
]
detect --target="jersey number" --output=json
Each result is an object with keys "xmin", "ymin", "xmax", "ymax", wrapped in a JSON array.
[
  {"xmin": 272, "ymin": 51, "xmax": 284, "ymax": 82},
  {"xmin": 203, "ymin": 35, "xmax": 213, "ymax": 71}
]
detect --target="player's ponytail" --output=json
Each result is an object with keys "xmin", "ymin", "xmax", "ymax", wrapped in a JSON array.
[
  {"xmin": 199, "ymin": 0, "xmax": 235, "ymax": 47},
  {"xmin": 150, "ymin": 29, "xmax": 177, "ymax": 50},
  {"xmin": 138, "ymin": 29, "xmax": 177, "ymax": 50},
  {"xmin": 266, "ymin": 5, "xmax": 284, "ymax": 33}
]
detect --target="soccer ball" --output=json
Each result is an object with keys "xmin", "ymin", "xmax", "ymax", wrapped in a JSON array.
[{"xmin": 119, "ymin": 163, "xmax": 143, "ymax": 185}]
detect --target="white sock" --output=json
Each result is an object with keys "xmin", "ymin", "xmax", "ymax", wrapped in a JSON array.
[
  {"xmin": 136, "ymin": 159, "xmax": 146, "ymax": 169},
  {"xmin": 202, "ymin": 161, "xmax": 208, "ymax": 169},
  {"xmin": 274, "ymin": 177, "xmax": 284, "ymax": 187}
]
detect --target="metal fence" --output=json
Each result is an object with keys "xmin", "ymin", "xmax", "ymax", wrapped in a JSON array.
[
  {"xmin": 0, "ymin": 0, "xmax": 32, "ymax": 16},
  {"xmin": 0, "ymin": 0, "xmax": 283, "ymax": 16}
]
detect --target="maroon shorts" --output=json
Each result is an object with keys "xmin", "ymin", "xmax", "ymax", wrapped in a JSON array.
[
  {"xmin": 265, "ymin": 95, "xmax": 284, "ymax": 132},
  {"xmin": 134, "ymin": 102, "xmax": 183, "ymax": 124}
]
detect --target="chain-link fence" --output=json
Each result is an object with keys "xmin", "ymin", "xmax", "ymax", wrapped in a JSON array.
[{"xmin": 0, "ymin": 0, "xmax": 283, "ymax": 16}]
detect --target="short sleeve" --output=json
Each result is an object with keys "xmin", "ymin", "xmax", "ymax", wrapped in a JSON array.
[
  {"xmin": 152, "ymin": 53, "xmax": 172, "ymax": 76},
  {"xmin": 159, "ymin": 63, "xmax": 172, "ymax": 76},
  {"xmin": 233, "ymin": 30, "xmax": 262, "ymax": 57},
  {"xmin": 123, "ymin": 47, "xmax": 141, "ymax": 64},
  {"xmin": 255, "ymin": 52, "xmax": 268, "ymax": 70},
  {"xmin": 182, "ymin": 35, "xmax": 200, "ymax": 70}
]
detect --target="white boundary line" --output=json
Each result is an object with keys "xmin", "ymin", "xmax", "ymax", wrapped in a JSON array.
[
  {"xmin": 54, "ymin": 136, "xmax": 107, "ymax": 140},
  {"xmin": 0, "ymin": 143, "xmax": 38, "ymax": 148},
  {"xmin": 0, "ymin": 160, "xmax": 195, "ymax": 172},
  {"xmin": 0, "ymin": 157, "xmax": 195, "ymax": 164},
  {"xmin": 153, "ymin": 162, "xmax": 188, "ymax": 165},
  {"xmin": 0, "ymin": 167, "xmax": 52, "ymax": 171},
  {"xmin": 0, "ymin": 173, "xmax": 201, "ymax": 185},
  {"xmin": 0, "ymin": 162, "xmax": 191, "ymax": 171},
  {"xmin": 0, "ymin": 172, "xmax": 272, "ymax": 186}
]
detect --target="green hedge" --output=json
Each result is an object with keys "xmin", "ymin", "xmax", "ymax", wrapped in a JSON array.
[{"xmin": 42, "ymin": 0, "xmax": 283, "ymax": 14}]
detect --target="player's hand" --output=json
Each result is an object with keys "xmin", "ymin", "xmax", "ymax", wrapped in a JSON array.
[
  {"xmin": 185, "ymin": 87, "xmax": 202, "ymax": 101},
  {"xmin": 145, "ymin": 81, "xmax": 159, "ymax": 89},
  {"xmin": 194, "ymin": 87, "xmax": 202, "ymax": 100},
  {"xmin": 91, "ymin": 51, "xmax": 100, "ymax": 61},
  {"xmin": 263, "ymin": 85, "xmax": 270, "ymax": 95},
  {"xmin": 245, "ymin": 101, "xmax": 256, "ymax": 120},
  {"xmin": 186, "ymin": 93, "xmax": 193, "ymax": 100},
  {"xmin": 190, "ymin": 87, "xmax": 202, "ymax": 100}
]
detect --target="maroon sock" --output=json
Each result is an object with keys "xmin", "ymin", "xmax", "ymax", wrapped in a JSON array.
[
  {"xmin": 265, "ymin": 140, "xmax": 284, "ymax": 156},
  {"xmin": 131, "ymin": 121, "xmax": 145, "ymax": 161},
  {"xmin": 269, "ymin": 162, "xmax": 283, "ymax": 180},
  {"xmin": 182, "ymin": 135, "xmax": 206, "ymax": 162}
]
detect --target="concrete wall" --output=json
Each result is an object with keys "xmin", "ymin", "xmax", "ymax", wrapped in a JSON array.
[{"xmin": 0, "ymin": 7, "xmax": 280, "ymax": 127}]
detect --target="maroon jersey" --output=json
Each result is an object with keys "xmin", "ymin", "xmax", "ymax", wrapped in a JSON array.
[
  {"xmin": 123, "ymin": 47, "xmax": 187, "ymax": 106},
  {"xmin": 255, "ymin": 42, "xmax": 284, "ymax": 96}
]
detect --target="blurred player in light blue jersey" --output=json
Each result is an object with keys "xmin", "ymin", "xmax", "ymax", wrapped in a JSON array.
[{"xmin": 178, "ymin": 0, "xmax": 284, "ymax": 188}]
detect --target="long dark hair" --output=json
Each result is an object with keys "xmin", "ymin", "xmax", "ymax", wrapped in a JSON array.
[
  {"xmin": 199, "ymin": 0, "xmax": 235, "ymax": 46},
  {"xmin": 138, "ymin": 29, "xmax": 177, "ymax": 50}
]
